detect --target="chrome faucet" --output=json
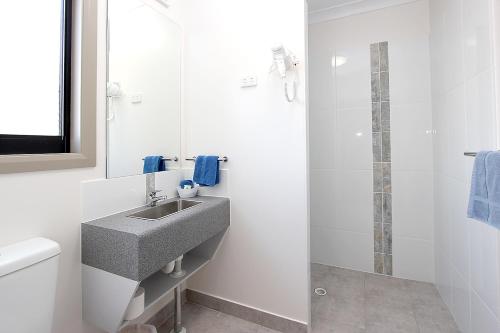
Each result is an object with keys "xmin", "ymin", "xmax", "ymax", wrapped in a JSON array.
[{"xmin": 148, "ymin": 190, "xmax": 168, "ymax": 207}]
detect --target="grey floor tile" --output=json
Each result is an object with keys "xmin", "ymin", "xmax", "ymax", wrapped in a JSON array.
[
  {"xmin": 160, "ymin": 265, "xmax": 459, "ymax": 333},
  {"xmin": 364, "ymin": 301, "xmax": 418, "ymax": 332},
  {"xmin": 255, "ymin": 327, "xmax": 283, "ymax": 333},
  {"xmin": 311, "ymin": 263, "xmax": 332, "ymax": 284},
  {"xmin": 312, "ymin": 320, "xmax": 366, "ymax": 333},
  {"xmin": 312, "ymin": 265, "xmax": 459, "ymax": 333},
  {"xmin": 414, "ymin": 304, "xmax": 460, "ymax": 333},
  {"xmin": 312, "ymin": 266, "xmax": 365, "ymax": 329},
  {"xmin": 312, "ymin": 264, "xmax": 365, "ymax": 291},
  {"xmin": 404, "ymin": 279, "xmax": 441, "ymax": 303},
  {"xmin": 312, "ymin": 292, "xmax": 365, "ymax": 329},
  {"xmin": 158, "ymin": 303, "xmax": 281, "ymax": 333},
  {"xmin": 406, "ymin": 282, "xmax": 460, "ymax": 333},
  {"xmin": 365, "ymin": 322, "xmax": 418, "ymax": 333},
  {"xmin": 365, "ymin": 274, "xmax": 412, "ymax": 304}
]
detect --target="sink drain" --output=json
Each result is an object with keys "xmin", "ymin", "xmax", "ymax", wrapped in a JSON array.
[{"xmin": 314, "ymin": 287, "xmax": 327, "ymax": 296}]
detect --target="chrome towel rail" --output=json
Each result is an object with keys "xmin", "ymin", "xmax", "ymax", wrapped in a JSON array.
[
  {"xmin": 185, "ymin": 156, "xmax": 228, "ymax": 162},
  {"xmin": 464, "ymin": 152, "xmax": 500, "ymax": 157},
  {"xmin": 142, "ymin": 156, "xmax": 179, "ymax": 162}
]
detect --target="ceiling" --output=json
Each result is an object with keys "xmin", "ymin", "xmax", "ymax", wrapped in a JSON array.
[{"xmin": 308, "ymin": 0, "xmax": 358, "ymax": 12}]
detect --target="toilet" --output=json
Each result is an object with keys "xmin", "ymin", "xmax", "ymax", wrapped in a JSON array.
[{"xmin": 0, "ymin": 238, "xmax": 61, "ymax": 333}]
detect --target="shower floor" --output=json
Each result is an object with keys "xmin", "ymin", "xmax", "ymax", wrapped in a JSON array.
[{"xmin": 311, "ymin": 263, "xmax": 459, "ymax": 333}]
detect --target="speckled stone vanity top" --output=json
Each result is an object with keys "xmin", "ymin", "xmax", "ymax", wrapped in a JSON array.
[{"xmin": 81, "ymin": 196, "xmax": 230, "ymax": 281}]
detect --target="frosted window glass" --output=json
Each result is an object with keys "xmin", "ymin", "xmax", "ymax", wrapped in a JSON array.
[{"xmin": 0, "ymin": 1, "xmax": 63, "ymax": 136}]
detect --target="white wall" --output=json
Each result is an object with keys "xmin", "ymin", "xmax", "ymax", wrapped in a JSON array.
[
  {"xmin": 0, "ymin": 1, "xmax": 107, "ymax": 332},
  {"xmin": 309, "ymin": 0, "xmax": 434, "ymax": 282},
  {"xmin": 178, "ymin": 0, "xmax": 310, "ymax": 323},
  {"xmin": 107, "ymin": 0, "xmax": 182, "ymax": 178},
  {"xmin": 430, "ymin": 0, "xmax": 500, "ymax": 331},
  {"xmin": 0, "ymin": 1, "xmax": 310, "ymax": 333}
]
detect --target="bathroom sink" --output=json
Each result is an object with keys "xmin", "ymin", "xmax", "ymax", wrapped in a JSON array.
[
  {"xmin": 128, "ymin": 200, "xmax": 202, "ymax": 220},
  {"xmin": 82, "ymin": 196, "xmax": 230, "ymax": 281}
]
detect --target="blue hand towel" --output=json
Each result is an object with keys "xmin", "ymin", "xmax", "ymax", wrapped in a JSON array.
[
  {"xmin": 193, "ymin": 156, "xmax": 219, "ymax": 186},
  {"xmin": 468, "ymin": 151, "xmax": 490, "ymax": 222},
  {"xmin": 486, "ymin": 152, "xmax": 500, "ymax": 229},
  {"xmin": 143, "ymin": 156, "xmax": 166, "ymax": 174}
]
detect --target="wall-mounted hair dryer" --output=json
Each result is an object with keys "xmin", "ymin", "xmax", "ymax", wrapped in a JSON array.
[
  {"xmin": 270, "ymin": 45, "xmax": 299, "ymax": 102},
  {"xmin": 107, "ymin": 82, "xmax": 122, "ymax": 121},
  {"xmin": 107, "ymin": 82, "xmax": 122, "ymax": 98}
]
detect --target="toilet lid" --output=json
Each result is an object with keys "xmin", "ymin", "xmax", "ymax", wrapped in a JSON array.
[{"xmin": 0, "ymin": 238, "xmax": 61, "ymax": 277}]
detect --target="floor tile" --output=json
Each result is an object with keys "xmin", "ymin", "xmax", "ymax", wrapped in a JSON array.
[
  {"xmin": 158, "ymin": 303, "xmax": 281, "ymax": 333},
  {"xmin": 312, "ymin": 320, "xmax": 366, "ymax": 333},
  {"xmin": 159, "ymin": 265, "xmax": 459, "ymax": 333},
  {"xmin": 311, "ymin": 264, "xmax": 459, "ymax": 333}
]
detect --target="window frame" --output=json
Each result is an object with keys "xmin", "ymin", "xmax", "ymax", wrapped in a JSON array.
[
  {"xmin": 0, "ymin": 0, "xmax": 73, "ymax": 155},
  {"xmin": 0, "ymin": 0, "xmax": 97, "ymax": 174}
]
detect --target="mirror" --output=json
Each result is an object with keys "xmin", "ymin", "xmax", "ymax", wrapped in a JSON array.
[{"xmin": 106, "ymin": 0, "xmax": 182, "ymax": 178}]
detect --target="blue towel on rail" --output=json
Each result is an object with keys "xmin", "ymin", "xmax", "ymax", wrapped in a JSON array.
[
  {"xmin": 467, "ymin": 151, "xmax": 500, "ymax": 229},
  {"xmin": 143, "ymin": 156, "xmax": 166, "ymax": 174},
  {"xmin": 486, "ymin": 152, "xmax": 500, "ymax": 229},
  {"xmin": 193, "ymin": 156, "xmax": 219, "ymax": 186},
  {"xmin": 468, "ymin": 151, "xmax": 490, "ymax": 222}
]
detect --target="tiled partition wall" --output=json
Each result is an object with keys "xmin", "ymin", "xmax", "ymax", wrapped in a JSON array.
[
  {"xmin": 430, "ymin": 0, "xmax": 500, "ymax": 331},
  {"xmin": 370, "ymin": 42, "xmax": 393, "ymax": 276},
  {"xmin": 309, "ymin": 0, "xmax": 434, "ymax": 282}
]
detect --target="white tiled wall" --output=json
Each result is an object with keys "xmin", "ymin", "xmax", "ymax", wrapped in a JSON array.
[
  {"xmin": 81, "ymin": 171, "xmax": 182, "ymax": 222},
  {"xmin": 430, "ymin": 0, "xmax": 500, "ymax": 330},
  {"xmin": 309, "ymin": 0, "xmax": 434, "ymax": 281},
  {"xmin": 81, "ymin": 174, "xmax": 147, "ymax": 222},
  {"xmin": 81, "ymin": 169, "xmax": 231, "ymax": 222}
]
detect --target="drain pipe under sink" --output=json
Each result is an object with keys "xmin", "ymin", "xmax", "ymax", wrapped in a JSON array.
[{"xmin": 169, "ymin": 256, "xmax": 187, "ymax": 333}]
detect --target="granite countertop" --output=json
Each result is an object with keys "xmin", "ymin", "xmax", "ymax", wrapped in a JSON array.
[{"xmin": 82, "ymin": 196, "xmax": 230, "ymax": 281}]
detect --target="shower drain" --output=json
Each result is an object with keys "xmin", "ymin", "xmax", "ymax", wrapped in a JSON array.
[{"xmin": 314, "ymin": 287, "xmax": 327, "ymax": 296}]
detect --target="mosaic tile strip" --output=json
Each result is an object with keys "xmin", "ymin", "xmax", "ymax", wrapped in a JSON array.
[{"xmin": 370, "ymin": 41, "xmax": 392, "ymax": 276}]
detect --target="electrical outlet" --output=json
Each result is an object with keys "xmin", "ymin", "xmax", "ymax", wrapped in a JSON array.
[
  {"xmin": 240, "ymin": 76, "xmax": 258, "ymax": 88},
  {"xmin": 131, "ymin": 94, "xmax": 143, "ymax": 104}
]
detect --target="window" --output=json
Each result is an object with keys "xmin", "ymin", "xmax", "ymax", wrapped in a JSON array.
[{"xmin": 0, "ymin": 0, "xmax": 72, "ymax": 155}]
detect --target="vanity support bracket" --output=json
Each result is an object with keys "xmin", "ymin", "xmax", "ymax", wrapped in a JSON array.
[{"xmin": 82, "ymin": 230, "xmax": 230, "ymax": 333}]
